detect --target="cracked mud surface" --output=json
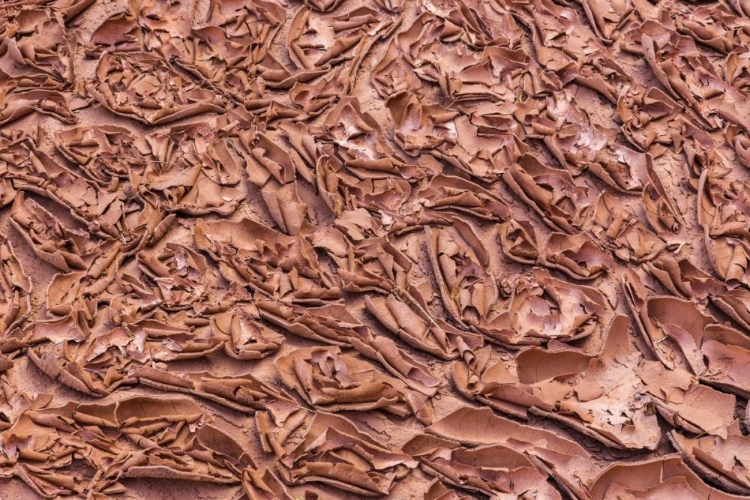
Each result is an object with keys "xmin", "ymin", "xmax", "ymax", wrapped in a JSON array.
[{"xmin": 1, "ymin": 0, "xmax": 750, "ymax": 498}]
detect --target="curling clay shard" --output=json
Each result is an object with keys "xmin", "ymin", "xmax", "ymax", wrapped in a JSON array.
[
  {"xmin": 134, "ymin": 368, "xmax": 293, "ymax": 414},
  {"xmin": 0, "ymin": 395, "xmax": 253, "ymax": 496},
  {"xmin": 637, "ymin": 361, "xmax": 736, "ymax": 437},
  {"xmin": 499, "ymin": 219, "xmax": 540, "ymax": 265},
  {"xmin": 211, "ymin": 306, "xmax": 284, "ymax": 360},
  {"xmin": 418, "ymin": 175, "xmax": 511, "ymax": 222},
  {"xmin": 403, "ymin": 434, "xmax": 563, "ymax": 499},
  {"xmin": 54, "ymin": 125, "xmax": 150, "ymax": 187},
  {"xmin": 623, "ymin": 21, "xmax": 750, "ymax": 132},
  {"xmin": 459, "ymin": 316, "xmax": 661, "ymax": 450},
  {"xmin": 0, "ymin": 9, "xmax": 73, "ymax": 90},
  {"xmin": 275, "ymin": 346, "xmax": 432, "ymax": 423},
  {"xmin": 573, "ymin": 0, "xmax": 633, "ymax": 43},
  {"xmin": 333, "ymin": 235, "xmax": 412, "ymax": 294},
  {"xmin": 698, "ymin": 168, "xmax": 750, "ymax": 287},
  {"xmin": 501, "ymin": 267, "xmax": 611, "ymax": 347},
  {"xmin": 727, "ymin": 50, "xmax": 750, "ymax": 94},
  {"xmin": 0, "ymin": 238, "xmax": 32, "ymax": 337},
  {"xmin": 88, "ymin": 52, "xmax": 227, "ymax": 125},
  {"xmin": 670, "ymin": 427, "xmax": 750, "ymax": 494},
  {"xmin": 591, "ymin": 192, "xmax": 667, "ymax": 262},
  {"xmin": 273, "ymin": 411, "xmax": 417, "ymax": 496},
  {"xmin": 542, "ymin": 232, "xmax": 614, "ymax": 280},
  {"xmin": 425, "ymin": 221, "xmax": 500, "ymax": 327},
  {"xmin": 643, "ymin": 255, "xmax": 723, "ymax": 300},
  {"xmin": 588, "ymin": 455, "xmax": 748, "ymax": 500},
  {"xmin": 642, "ymin": 155, "xmax": 683, "ymax": 237},
  {"xmin": 535, "ymin": 90, "xmax": 649, "ymax": 193},
  {"xmin": 0, "ymin": 89, "xmax": 75, "ymax": 126},
  {"xmin": 617, "ymin": 85, "xmax": 684, "ymax": 152},
  {"xmin": 506, "ymin": 0, "xmax": 629, "ymax": 102},
  {"xmin": 424, "ymin": 479, "xmax": 472, "ymax": 500},
  {"xmin": 365, "ymin": 293, "xmax": 484, "ymax": 360},
  {"xmin": 727, "ymin": 124, "xmax": 750, "ymax": 168},
  {"xmin": 425, "ymin": 406, "xmax": 602, "ymax": 499},
  {"xmin": 676, "ymin": 4, "xmax": 750, "ymax": 53},
  {"xmin": 388, "ymin": 92, "xmax": 526, "ymax": 181},
  {"xmin": 502, "ymin": 153, "xmax": 591, "ymax": 234},
  {"xmin": 452, "ymin": 345, "xmax": 549, "ymax": 420},
  {"xmin": 625, "ymin": 275, "xmax": 750, "ymax": 398},
  {"xmin": 371, "ymin": 39, "xmax": 421, "ymax": 98},
  {"xmin": 195, "ymin": 218, "xmax": 341, "ymax": 304},
  {"xmin": 10, "ymin": 193, "xmax": 99, "ymax": 273}
]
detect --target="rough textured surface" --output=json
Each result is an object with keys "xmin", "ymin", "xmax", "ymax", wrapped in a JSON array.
[{"xmin": 1, "ymin": 0, "xmax": 750, "ymax": 498}]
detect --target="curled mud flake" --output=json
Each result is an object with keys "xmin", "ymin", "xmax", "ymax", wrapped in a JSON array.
[
  {"xmin": 617, "ymin": 85, "xmax": 684, "ymax": 152},
  {"xmin": 256, "ymin": 301, "xmax": 365, "ymax": 346},
  {"xmin": 623, "ymin": 21, "xmax": 750, "ymax": 132},
  {"xmin": 142, "ymin": 0, "xmax": 292, "ymax": 109},
  {"xmin": 50, "ymin": 0, "xmax": 96, "ymax": 21},
  {"xmin": 365, "ymin": 292, "xmax": 484, "ymax": 360},
  {"xmin": 394, "ymin": 12, "xmax": 464, "ymax": 83},
  {"xmin": 419, "ymin": 0, "xmax": 523, "ymax": 49},
  {"xmin": 335, "ymin": 235, "xmax": 413, "ymax": 294},
  {"xmin": 88, "ymin": 52, "xmax": 227, "ymax": 125},
  {"xmin": 195, "ymin": 218, "xmax": 341, "ymax": 304},
  {"xmin": 423, "ymin": 479, "xmax": 473, "ymax": 500},
  {"xmin": 591, "ymin": 192, "xmax": 667, "ymax": 263},
  {"xmin": 134, "ymin": 368, "xmax": 293, "ymax": 413},
  {"xmin": 0, "ymin": 238, "xmax": 32, "ymax": 337},
  {"xmin": 242, "ymin": 467, "xmax": 296, "ymax": 500},
  {"xmin": 499, "ymin": 267, "xmax": 612, "ymax": 349},
  {"xmin": 371, "ymin": 39, "xmax": 421, "ymax": 98},
  {"xmin": 87, "ymin": 11, "xmax": 143, "ymax": 54},
  {"xmin": 507, "ymin": 0, "xmax": 629, "ymax": 102},
  {"xmin": 727, "ymin": 0, "xmax": 750, "ymax": 17},
  {"xmin": 677, "ymin": 4, "xmax": 750, "ymax": 53},
  {"xmin": 643, "ymin": 255, "xmax": 723, "ymax": 300},
  {"xmin": 642, "ymin": 155, "xmax": 683, "ymax": 237},
  {"xmin": 10, "ymin": 193, "xmax": 100, "ymax": 273},
  {"xmin": 351, "ymin": 334, "xmax": 443, "ymax": 396},
  {"xmin": 0, "ymin": 396, "xmax": 253, "ymax": 494},
  {"xmin": 542, "ymin": 231, "xmax": 614, "ymax": 280},
  {"xmin": 573, "ymin": 0, "xmax": 633, "ymax": 43},
  {"xmin": 288, "ymin": 6, "xmax": 394, "ymax": 70},
  {"xmin": 304, "ymin": 0, "xmax": 344, "ymax": 13},
  {"xmin": 624, "ymin": 273, "xmax": 750, "ymax": 397},
  {"xmin": 727, "ymin": 50, "xmax": 750, "ymax": 93},
  {"xmin": 588, "ymin": 454, "xmax": 748, "ymax": 500},
  {"xmin": 425, "ymin": 221, "xmax": 500, "ymax": 327},
  {"xmin": 637, "ymin": 360, "xmax": 736, "ymax": 437},
  {"xmin": 388, "ymin": 91, "xmax": 526, "ymax": 181},
  {"xmin": 670, "ymin": 427, "xmax": 750, "ymax": 494},
  {"xmin": 0, "ymin": 9, "xmax": 73, "ymax": 90},
  {"xmin": 54, "ymin": 125, "xmax": 150, "ymax": 187},
  {"xmin": 523, "ymin": 316, "xmax": 661, "ymax": 451},
  {"xmin": 503, "ymin": 153, "xmax": 591, "ymax": 234},
  {"xmin": 726, "ymin": 124, "xmax": 750, "ymax": 168},
  {"xmin": 403, "ymin": 435, "xmax": 563, "ymax": 499},
  {"xmin": 137, "ymin": 242, "xmax": 233, "ymax": 312},
  {"xmin": 452, "ymin": 346, "xmax": 548, "ymax": 419},
  {"xmin": 499, "ymin": 218, "xmax": 540, "ymax": 265},
  {"xmin": 425, "ymin": 406, "xmax": 602, "ymax": 499},
  {"xmin": 0, "ymin": 89, "xmax": 75, "ymax": 126},
  {"xmin": 275, "ymin": 412, "xmax": 417, "ymax": 496},
  {"xmin": 710, "ymin": 287, "xmax": 750, "ymax": 332},
  {"xmin": 536, "ymin": 90, "xmax": 649, "ymax": 193},
  {"xmin": 698, "ymin": 168, "xmax": 750, "ymax": 287},
  {"xmin": 276, "ymin": 346, "xmax": 432, "ymax": 423},
  {"xmin": 212, "ymin": 306, "xmax": 283, "ymax": 360}
]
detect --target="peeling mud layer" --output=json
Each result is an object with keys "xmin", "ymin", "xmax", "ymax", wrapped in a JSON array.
[{"xmin": 2, "ymin": 0, "xmax": 750, "ymax": 498}]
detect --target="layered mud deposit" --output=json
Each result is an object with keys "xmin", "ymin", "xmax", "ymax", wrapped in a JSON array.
[{"xmin": 1, "ymin": 0, "xmax": 750, "ymax": 498}]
